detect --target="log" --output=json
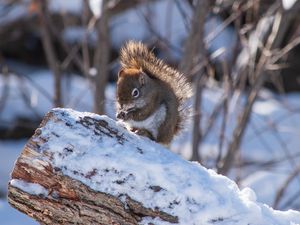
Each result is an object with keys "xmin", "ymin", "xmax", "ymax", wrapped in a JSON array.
[{"xmin": 8, "ymin": 108, "xmax": 300, "ymax": 225}]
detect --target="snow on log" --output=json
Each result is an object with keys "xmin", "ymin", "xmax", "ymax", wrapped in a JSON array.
[{"xmin": 7, "ymin": 108, "xmax": 300, "ymax": 225}]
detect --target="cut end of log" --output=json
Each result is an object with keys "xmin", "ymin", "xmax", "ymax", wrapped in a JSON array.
[{"xmin": 7, "ymin": 108, "xmax": 300, "ymax": 225}]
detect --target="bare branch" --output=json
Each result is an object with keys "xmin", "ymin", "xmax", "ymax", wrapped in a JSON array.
[
  {"xmin": 0, "ymin": 67, "xmax": 10, "ymax": 117},
  {"xmin": 93, "ymin": 0, "xmax": 110, "ymax": 114},
  {"xmin": 179, "ymin": 0, "xmax": 211, "ymax": 162},
  {"xmin": 179, "ymin": 0, "xmax": 211, "ymax": 78},
  {"xmin": 218, "ymin": 10, "xmax": 283, "ymax": 175},
  {"xmin": 274, "ymin": 166, "xmax": 300, "ymax": 209},
  {"xmin": 37, "ymin": 0, "xmax": 62, "ymax": 107}
]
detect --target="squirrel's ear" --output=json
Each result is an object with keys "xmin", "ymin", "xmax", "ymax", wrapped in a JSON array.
[
  {"xmin": 139, "ymin": 71, "xmax": 148, "ymax": 86},
  {"xmin": 118, "ymin": 69, "xmax": 125, "ymax": 78}
]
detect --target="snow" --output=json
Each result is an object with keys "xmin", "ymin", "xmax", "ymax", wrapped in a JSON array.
[
  {"xmin": 24, "ymin": 108, "xmax": 300, "ymax": 225},
  {"xmin": 242, "ymin": 171, "xmax": 287, "ymax": 205},
  {"xmin": 252, "ymin": 99, "xmax": 281, "ymax": 115},
  {"xmin": 282, "ymin": 0, "xmax": 298, "ymax": 10},
  {"xmin": 0, "ymin": 3, "xmax": 27, "ymax": 26},
  {"xmin": 48, "ymin": 0, "xmax": 82, "ymax": 14},
  {"xmin": 88, "ymin": 0, "xmax": 103, "ymax": 18},
  {"xmin": 10, "ymin": 179, "xmax": 48, "ymax": 197},
  {"xmin": 205, "ymin": 16, "xmax": 238, "ymax": 62},
  {"xmin": 170, "ymin": 86, "xmax": 300, "ymax": 209},
  {"xmin": 0, "ymin": 0, "xmax": 83, "ymax": 28},
  {"xmin": 62, "ymin": 26, "xmax": 97, "ymax": 46}
]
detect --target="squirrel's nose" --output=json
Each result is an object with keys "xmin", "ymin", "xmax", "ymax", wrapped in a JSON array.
[{"xmin": 116, "ymin": 111, "xmax": 126, "ymax": 120}]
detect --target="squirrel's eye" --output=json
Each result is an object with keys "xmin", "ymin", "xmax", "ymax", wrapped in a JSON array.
[{"xmin": 131, "ymin": 88, "xmax": 140, "ymax": 98}]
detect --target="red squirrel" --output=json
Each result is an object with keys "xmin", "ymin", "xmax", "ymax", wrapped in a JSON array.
[{"xmin": 116, "ymin": 41, "xmax": 192, "ymax": 145}]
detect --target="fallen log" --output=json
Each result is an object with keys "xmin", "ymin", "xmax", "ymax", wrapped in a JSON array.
[{"xmin": 7, "ymin": 108, "xmax": 300, "ymax": 225}]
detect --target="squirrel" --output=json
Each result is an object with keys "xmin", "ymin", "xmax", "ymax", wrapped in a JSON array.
[{"xmin": 116, "ymin": 41, "xmax": 192, "ymax": 145}]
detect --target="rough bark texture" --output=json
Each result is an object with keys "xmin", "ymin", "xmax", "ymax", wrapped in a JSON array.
[{"xmin": 7, "ymin": 110, "xmax": 178, "ymax": 225}]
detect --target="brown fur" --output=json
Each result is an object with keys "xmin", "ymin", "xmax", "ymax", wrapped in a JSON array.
[
  {"xmin": 116, "ymin": 41, "xmax": 192, "ymax": 145},
  {"xmin": 120, "ymin": 41, "xmax": 192, "ymax": 103},
  {"xmin": 119, "ymin": 68, "xmax": 141, "ymax": 77}
]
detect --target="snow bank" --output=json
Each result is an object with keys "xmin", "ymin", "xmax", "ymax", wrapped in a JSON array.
[
  {"xmin": 171, "ymin": 85, "xmax": 300, "ymax": 209},
  {"xmin": 20, "ymin": 108, "xmax": 300, "ymax": 225},
  {"xmin": 282, "ymin": 0, "xmax": 298, "ymax": 10},
  {"xmin": 10, "ymin": 180, "xmax": 48, "ymax": 197}
]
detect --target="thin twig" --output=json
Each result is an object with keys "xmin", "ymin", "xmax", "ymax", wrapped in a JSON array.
[
  {"xmin": 137, "ymin": 7, "xmax": 182, "ymax": 55},
  {"xmin": 273, "ymin": 166, "xmax": 300, "ymax": 209},
  {"xmin": 60, "ymin": 44, "xmax": 81, "ymax": 71},
  {"xmin": 205, "ymin": 2, "xmax": 252, "ymax": 45},
  {"xmin": 93, "ymin": 0, "xmax": 110, "ymax": 114},
  {"xmin": 37, "ymin": 0, "xmax": 62, "ymax": 107},
  {"xmin": 280, "ymin": 188, "xmax": 300, "ymax": 210},
  {"xmin": 174, "ymin": 0, "xmax": 190, "ymax": 31},
  {"xmin": 179, "ymin": 0, "xmax": 210, "ymax": 162},
  {"xmin": 269, "ymin": 36, "xmax": 300, "ymax": 64},
  {"xmin": 82, "ymin": 0, "xmax": 91, "ymax": 77},
  {"xmin": 0, "ymin": 67, "xmax": 9, "ymax": 116},
  {"xmin": 218, "ymin": 10, "xmax": 283, "ymax": 175},
  {"xmin": 216, "ymin": 62, "xmax": 230, "ymax": 168},
  {"xmin": 16, "ymin": 75, "xmax": 42, "ymax": 119}
]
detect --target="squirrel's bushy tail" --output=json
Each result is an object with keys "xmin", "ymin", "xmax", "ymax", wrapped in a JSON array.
[{"xmin": 120, "ymin": 41, "xmax": 193, "ymax": 134}]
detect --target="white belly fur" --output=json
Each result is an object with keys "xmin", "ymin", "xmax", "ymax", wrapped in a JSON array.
[{"xmin": 124, "ymin": 104, "xmax": 167, "ymax": 139}]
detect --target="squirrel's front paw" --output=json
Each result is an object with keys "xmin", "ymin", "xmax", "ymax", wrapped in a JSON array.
[{"xmin": 133, "ymin": 128, "xmax": 154, "ymax": 140}]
